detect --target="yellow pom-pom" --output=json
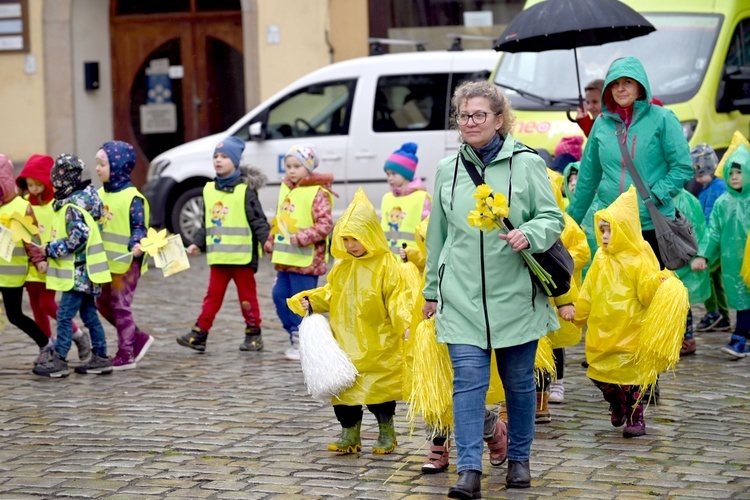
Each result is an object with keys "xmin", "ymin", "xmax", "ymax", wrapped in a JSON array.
[
  {"xmin": 406, "ymin": 318, "xmax": 454, "ymax": 437},
  {"xmin": 634, "ymin": 277, "xmax": 690, "ymax": 387},
  {"xmin": 534, "ymin": 336, "xmax": 556, "ymax": 385}
]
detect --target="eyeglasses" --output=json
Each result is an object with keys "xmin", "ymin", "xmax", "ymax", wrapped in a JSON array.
[{"xmin": 455, "ymin": 111, "xmax": 499, "ymax": 125}]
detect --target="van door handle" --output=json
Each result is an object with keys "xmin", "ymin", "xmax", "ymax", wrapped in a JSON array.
[
  {"xmin": 355, "ymin": 151, "xmax": 376, "ymax": 159},
  {"xmin": 320, "ymin": 154, "xmax": 342, "ymax": 161}
]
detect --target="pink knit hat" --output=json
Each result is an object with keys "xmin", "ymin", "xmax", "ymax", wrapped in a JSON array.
[
  {"xmin": 554, "ymin": 136, "xmax": 584, "ymax": 161},
  {"xmin": 384, "ymin": 142, "xmax": 418, "ymax": 181}
]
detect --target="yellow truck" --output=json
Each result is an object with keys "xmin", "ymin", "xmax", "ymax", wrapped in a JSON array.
[{"xmin": 493, "ymin": 0, "xmax": 750, "ymax": 157}]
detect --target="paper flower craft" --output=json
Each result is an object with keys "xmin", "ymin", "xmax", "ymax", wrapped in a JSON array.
[
  {"xmin": 0, "ymin": 212, "xmax": 40, "ymax": 244},
  {"xmin": 139, "ymin": 227, "xmax": 169, "ymax": 257}
]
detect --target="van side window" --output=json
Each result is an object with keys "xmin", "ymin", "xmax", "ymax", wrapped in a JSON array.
[
  {"xmin": 373, "ymin": 74, "xmax": 449, "ymax": 132},
  {"xmin": 726, "ymin": 19, "xmax": 750, "ymax": 66},
  {"xmin": 246, "ymin": 80, "xmax": 355, "ymax": 140}
]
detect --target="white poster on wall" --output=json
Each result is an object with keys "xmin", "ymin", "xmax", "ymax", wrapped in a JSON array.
[{"xmin": 140, "ymin": 103, "xmax": 177, "ymax": 134}]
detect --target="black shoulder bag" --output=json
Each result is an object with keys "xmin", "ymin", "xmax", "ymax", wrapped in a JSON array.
[
  {"xmin": 460, "ymin": 149, "xmax": 574, "ymax": 297},
  {"xmin": 615, "ymin": 122, "xmax": 698, "ymax": 270}
]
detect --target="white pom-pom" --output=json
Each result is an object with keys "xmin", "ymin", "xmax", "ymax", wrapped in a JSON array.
[{"xmin": 298, "ymin": 313, "xmax": 359, "ymax": 401}]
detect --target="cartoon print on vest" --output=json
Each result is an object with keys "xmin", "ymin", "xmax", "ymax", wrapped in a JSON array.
[
  {"xmin": 387, "ymin": 206, "xmax": 406, "ymax": 248},
  {"xmin": 98, "ymin": 205, "xmax": 114, "ymax": 230},
  {"xmin": 271, "ymin": 197, "xmax": 299, "ymax": 242},
  {"xmin": 211, "ymin": 201, "xmax": 229, "ymax": 243}
]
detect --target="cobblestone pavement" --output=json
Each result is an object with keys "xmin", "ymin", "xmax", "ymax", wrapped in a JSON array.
[{"xmin": 1, "ymin": 256, "xmax": 749, "ymax": 499}]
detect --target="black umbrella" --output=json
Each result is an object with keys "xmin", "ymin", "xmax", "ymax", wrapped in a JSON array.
[{"xmin": 494, "ymin": 0, "xmax": 655, "ymax": 108}]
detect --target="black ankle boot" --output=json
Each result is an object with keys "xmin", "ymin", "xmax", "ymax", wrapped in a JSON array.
[
  {"xmin": 506, "ymin": 459, "xmax": 531, "ymax": 488},
  {"xmin": 448, "ymin": 469, "xmax": 481, "ymax": 499}
]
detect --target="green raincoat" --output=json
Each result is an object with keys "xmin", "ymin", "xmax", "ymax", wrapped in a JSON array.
[
  {"xmin": 424, "ymin": 135, "xmax": 565, "ymax": 349},
  {"xmin": 699, "ymin": 144, "xmax": 750, "ymax": 310},
  {"xmin": 673, "ymin": 189, "xmax": 711, "ymax": 304},
  {"xmin": 567, "ymin": 57, "xmax": 693, "ymax": 232},
  {"xmin": 289, "ymin": 188, "xmax": 412, "ymax": 405}
]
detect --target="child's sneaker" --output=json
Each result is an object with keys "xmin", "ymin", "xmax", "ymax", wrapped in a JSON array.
[
  {"xmin": 714, "ymin": 316, "xmax": 732, "ymax": 332},
  {"xmin": 111, "ymin": 351, "xmax": 137, "ymax": 371},
  {"xmin": 422, "ymin": 439, "xmax": 450, "ymax": 474},
  {"xmin": 33, "ymin": 350, "xmax": 69, "ymax": 378},
  {"xmin": 177, "ymin": 326, "xmax": 208, "ymax": 352},
  {"xmin": 239, "ymin": 326, "xmax": 263, "ymax": 351},
  {"xmin": 680, "ymin": 337, "xmax": 697, "ymax": 356},
  {"xmin": 133, "ymin": 332, "xmax": 155, "ymax": 363},
  {"xmin": 549, "ymin": 380, "xmax": 565, "ymax": 403},
  {"xmin": 484, "ymin": 419, "xmax": 508, "ymax": 466},
  {"xmin": 695, "ymin": 311, "xmax": 721, "ymax": 332},
  {"xmin": 284, "ymin": 331, "xmax": 300, "ymax": 361},
  {"xmin": 721, "ymin": 334, "xmax": 747, "ymax": 359},
  {"xmin": 72, "ymin": 329, "xmax": 92, "ymax": 363},
  {"xmin": 75, "ymin": 353, "xmax": 113, "ymax": 375}
]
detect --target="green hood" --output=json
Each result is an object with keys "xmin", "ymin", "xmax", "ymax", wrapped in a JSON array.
[
  {"xmin": 723, "ymin": 143, "xmax": 750, "ymax": 197},
  {"xmin": 562, "ymin": 161, "xmax": 580, "ymax": 200},
  {"xmin": 602, "ymin": 56, "xmax": 652, "ymax": 120}
]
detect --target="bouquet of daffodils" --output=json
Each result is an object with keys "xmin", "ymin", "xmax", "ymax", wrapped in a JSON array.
[{"xmin": 467, "ymin": 184, "xmax": 555, "ymax": 295}]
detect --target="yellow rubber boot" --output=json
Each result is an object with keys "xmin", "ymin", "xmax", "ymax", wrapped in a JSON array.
[
  {"xmin": 327, "ymin": 421, "xmax": 362, "ymax": 453},
  {"xmin": 372, "ymin": 418, "xmax": 397, "ymax": 454}
]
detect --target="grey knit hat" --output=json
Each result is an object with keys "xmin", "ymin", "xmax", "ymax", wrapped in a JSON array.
[{"xmin": 691, "ymin": 143, "xmax": 719, "ymax": 177}]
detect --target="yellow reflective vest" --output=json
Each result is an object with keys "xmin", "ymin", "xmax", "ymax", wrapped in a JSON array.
[
  {"xmin": 46, "ymin": 204, "xmax": 112, "ymax": 291},
  {"xmin": 380, "ymin": 190, "xmax": 430, "ymax": 253},
  {"xmin": 98, "ymin": 187, "xmax": 150, "ymax": 275},
  {"xmin": 271, "ymin": 184, "xmax": 331, "ymax": 268},
  {"xmin": 204, "ymin": 182, "xmax": 254, "ymax": 265},
  {"xmin": 26, "ymin": 201, "xmax": 54, "ymax": 283},
  {"xmin": 0, "ymin": 196, "xmax": 30, "ymax": 287}
]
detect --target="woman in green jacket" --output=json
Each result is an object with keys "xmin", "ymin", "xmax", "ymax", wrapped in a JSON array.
[
  {"xmin": 567, "ymin": 56, "xmax": 693, "ymax": 266},
  {"xmin": 423, "ymin": 81, "xmax": 564, "ymax": 497}
]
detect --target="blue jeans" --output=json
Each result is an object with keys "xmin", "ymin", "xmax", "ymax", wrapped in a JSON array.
[
  {"xmin": 56, "ymin": 291, "xmax": 107, "ymax": 359},
  {"xmin": 448, "ymin": 340, "xmax": 538, "ymax": 472},
  {"xmin": 272, "ymin": 271, "xmax": 319, "ymax": 342}
]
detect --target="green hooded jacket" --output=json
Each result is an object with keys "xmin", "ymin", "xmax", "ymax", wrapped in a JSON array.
[
  {"xmin": 567, "ymin": 57, "xmax": 693, "ymax": 232},
  {"xmin": 699, "ymin": 144, "xmax": 750, "ymax": 310},
  {"xmin": 673, "ymin": 189, "xmax": 711, "ymax": 305},
  {"xmin": 423, "ymin": 135, "xmax": 565, "ymax": 349}
]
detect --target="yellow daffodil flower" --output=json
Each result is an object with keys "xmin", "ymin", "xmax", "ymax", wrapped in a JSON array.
[
  {"xmin": 472, "ymin": 184, "xmax": 493, "ymax": 201},
  {"xmin": 139, "ymin": 227, "xmax": 169, "ymax": 256},
  {"xmin": 487, "ymin": 193, "xmax": 509, "ymax": 218}
]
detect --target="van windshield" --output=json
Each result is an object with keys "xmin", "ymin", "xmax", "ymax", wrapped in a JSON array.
[{"xmin": 494, "ymin": 13, "xmax": 721, "ymax": 109}]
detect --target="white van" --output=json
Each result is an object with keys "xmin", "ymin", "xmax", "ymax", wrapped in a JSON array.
[{"xmin": 143, "ymin": 50, "xmax": 499, "ymax": 244}]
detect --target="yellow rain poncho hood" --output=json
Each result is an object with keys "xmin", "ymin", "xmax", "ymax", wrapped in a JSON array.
[
  {"xmin": 574, "ymin": 187, "xmax": 664, "ymax": 385},
  {"xmin": 288, "ymin": 188, "xmax": 413, "ymax": 405}
]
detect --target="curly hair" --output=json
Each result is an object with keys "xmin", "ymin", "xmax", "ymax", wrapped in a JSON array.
[{"xmin": 451, "ymin": 80, "xmax": 515, "ymax": 137}]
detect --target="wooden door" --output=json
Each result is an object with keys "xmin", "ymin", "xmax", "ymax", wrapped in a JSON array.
[{"xmin": 110, "ymin": 9, "xmax": 244, "ymax": 186}]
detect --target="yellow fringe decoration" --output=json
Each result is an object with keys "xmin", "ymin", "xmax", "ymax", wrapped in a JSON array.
[
  {"xmin": 633, "ymin": 277, "xmax": 690, "ymax": 388},
  {"xmin": 742, "ymin": 236, "xmax": 750, "ymax": 289},
  {"xmin": 534, "ymin": 336, "xmax": 556, "ymax": 385},
  {"xmin": 406, "ymin": 318, "xmax": 454, "ymax": 437}
]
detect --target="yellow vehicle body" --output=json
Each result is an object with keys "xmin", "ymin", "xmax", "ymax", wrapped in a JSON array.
[{"xmin": 493, "ymin": 0, "xmax": 750, "ymax": 156}]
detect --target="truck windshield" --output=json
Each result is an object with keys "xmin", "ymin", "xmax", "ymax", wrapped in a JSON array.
[{"xmin": 494, "ymin": 13, "xmax": 721, "ymax": 109}]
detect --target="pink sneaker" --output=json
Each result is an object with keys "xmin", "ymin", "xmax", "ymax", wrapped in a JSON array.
[
  {"xmin": 485, "ymin": 419, "xmax": 508, "ymax": 466},
  {"xmin": 133, "ymin": 332, "xmax": 155, "ymax": 363},
  {"xmin": 112, "ymin": 351, "xmax": 136, "ymax": 371}
]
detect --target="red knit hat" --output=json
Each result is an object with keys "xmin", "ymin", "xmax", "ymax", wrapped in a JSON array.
[
  {"xmin": 17, "ymin": 154, "xmax": 54, "ymax": 204},
  {"xmin": 554, "ymin": 136, "xmax": 584, "ymax": 161}
]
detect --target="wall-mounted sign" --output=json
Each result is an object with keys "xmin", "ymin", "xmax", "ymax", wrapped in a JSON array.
[
  {"xmin": 0, "ymin": 0, "xmax": 28, "ymax": 53},
  {"xmin": 140, "ymin": 58, "xmax": 177, "ymax": 134}
]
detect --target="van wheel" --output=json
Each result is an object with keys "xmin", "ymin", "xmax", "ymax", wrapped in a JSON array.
[{"xmin": 171, "ymin": 187, "xmax": 204, "ymax": 246}]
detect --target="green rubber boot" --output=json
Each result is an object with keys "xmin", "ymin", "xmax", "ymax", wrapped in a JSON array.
[
  {"xmin": 327, "ymin": 421, "xmax": 362, "ymax": 453},
  {"xmin": 372, "ymin": 418, "xmax": 397, "ymax": 454}
]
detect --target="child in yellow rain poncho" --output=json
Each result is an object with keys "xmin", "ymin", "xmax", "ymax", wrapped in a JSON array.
[
  {"xmin": 574, "ymin": 187, "xmax": 668, "ymax": 439},
  {"xmin": 289, "ymin": 188, "xmax": 412, "ymax": 455},
  {"xmin": 692, "ymin": 144, "xmax": 750, "ymax": 359},
  {"xmin": 535, "ymin": 170, "xmax": 590, "ymax": 420}
]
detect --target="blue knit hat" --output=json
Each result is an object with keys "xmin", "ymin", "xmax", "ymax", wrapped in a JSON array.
[
  {"xmin": 214, "ymin": 137, "xmax": 245, "ymax": 168},
  {"xmin": 384, "ymin": 142, "xmax": 418, "ymax": 181}
]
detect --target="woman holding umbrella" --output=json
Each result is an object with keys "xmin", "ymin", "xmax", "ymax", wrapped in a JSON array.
[
  {"xmin": 423, "ymin": 80, "xmax": 564, "ymax": 497},
  {"xmin": 567, "ymin": 56, "xmax": 693, "ymax": 264}
]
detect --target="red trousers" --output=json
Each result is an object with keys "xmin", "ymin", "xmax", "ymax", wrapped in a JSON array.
[
  {"xmin": 196, "ymin": 265, "xmax": 261, "ymax": 332},
  {"xmin": 25, "ymin": 282, "xmax": 79, "ymax": 338}
]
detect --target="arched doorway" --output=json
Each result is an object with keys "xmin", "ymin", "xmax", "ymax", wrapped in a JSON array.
[{"xmin": 110, "ymin": 0, "xmax": 245, "ymax": 186}]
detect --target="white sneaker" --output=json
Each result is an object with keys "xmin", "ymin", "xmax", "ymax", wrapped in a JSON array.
[
  {"xmin": 549, "ymin": 380, "xmax": 564, "ymax": 403},
  {"xmin": 284, "ymin": 346, "xmax": 300, "ymax": 361}
]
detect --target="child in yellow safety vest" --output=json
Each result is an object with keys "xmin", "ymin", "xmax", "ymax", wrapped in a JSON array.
[
  {"xmin": 380, "ymin": 142, "xmax": 431, "ymax": 254},
  {"xmin": 177, "ymin": 137, "xmax": 271, "ymax": 353},
  {"xmin": 16, "ymin": 154, "xmax": 90, "ymax": 363},
  {"xmin": 263, "ymin": 143, "xmax": 334, "ymax": 361},
  {"xmin": 289, "ymin": 188, "xmax": 413, "ymax": 456},
  {"xmin": 0, "ymin": 154, "xmax": 56, "ymax": 364},
  {"xmin": 95, "ymin": 141, "xmax": 155, "ymax": 371},
  {"xmin": 33, "ymin": 154, "xmax": 113, "ymax": 378}
]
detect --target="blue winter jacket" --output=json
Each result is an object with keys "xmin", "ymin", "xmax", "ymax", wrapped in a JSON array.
[{"xmin": 697, "ymin": 176, "xmax": 726, "ymax": 227}]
